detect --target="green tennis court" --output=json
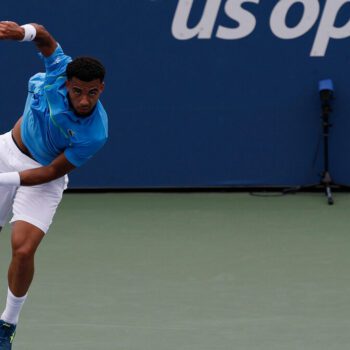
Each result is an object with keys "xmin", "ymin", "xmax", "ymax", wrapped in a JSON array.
[{"xmin": 0, "ymin": 192, "xmax": 349, "ymax": 350}]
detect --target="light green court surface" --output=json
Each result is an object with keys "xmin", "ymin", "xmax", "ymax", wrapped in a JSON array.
[{"xmin": 0, "ymin": 192, "xmax": 350, "ymax": 350}]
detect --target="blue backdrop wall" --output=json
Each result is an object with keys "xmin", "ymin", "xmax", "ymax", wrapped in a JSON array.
[{"xmin": 0, "ymin": 0, "xmax": 350, "ymax": 188}]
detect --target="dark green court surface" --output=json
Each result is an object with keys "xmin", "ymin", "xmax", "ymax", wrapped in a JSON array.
[{"xmin": 0, "ymin": 192, "xmax": 349, "ymax": 349}]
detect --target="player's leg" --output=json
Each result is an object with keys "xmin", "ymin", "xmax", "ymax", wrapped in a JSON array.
[
  {"xmin": 0, "ymin": 216, "xmax": 48, "ymax": 350},
  {"xmin": 0, "ymin": 222, "xmax": 44, "ymax": 326},
  {"xmin": 0, "ymin": 222, "xmax": 44, "ymax": 350},
  {"xmin": 0, "ymin": 175, "xmax": 67, "ymax": 349},
  {"xmin": 8, "ymin": 221, "xmax": 45, "ymax": 297},
  {"xmin": 5, "ymin": 180, "xmax": 65, "ymax": 299}
]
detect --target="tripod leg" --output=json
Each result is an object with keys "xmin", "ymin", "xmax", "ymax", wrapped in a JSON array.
[{"xmin": 325, "ymin": 186, "xmax": 334, "ymax": 205}]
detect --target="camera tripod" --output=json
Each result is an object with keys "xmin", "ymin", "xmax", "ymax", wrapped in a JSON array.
[
  {"xmin": 284, "ymin": 79, "xmax": 338, "ymax": 205},
  {"xmin": 320, "ymin": 103, "xmax": 333, "ymax": 205}
]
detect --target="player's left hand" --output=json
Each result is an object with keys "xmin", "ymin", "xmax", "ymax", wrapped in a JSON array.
[{"xmin": 0, "ymin": 21, "xmax": 24, "ymax": 41}]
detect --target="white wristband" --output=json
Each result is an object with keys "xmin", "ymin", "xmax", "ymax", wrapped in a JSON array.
[
  {"xmin": 0, "ymin": 172, "xmax": 20, "ymax": 186},
  {"xmin": 20, "ymin": 24, "xmax": 37, "ymax": 42}
]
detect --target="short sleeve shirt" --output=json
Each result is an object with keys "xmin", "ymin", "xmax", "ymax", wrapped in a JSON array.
[{"xmin": 21, "ymin": 44, "xmax": 108, "ymax": 167}]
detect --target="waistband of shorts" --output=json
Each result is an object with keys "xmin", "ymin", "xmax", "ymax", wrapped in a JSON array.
[{"xmin": 2, "ymin": 131, "xmax": 42, "ymax": 167}]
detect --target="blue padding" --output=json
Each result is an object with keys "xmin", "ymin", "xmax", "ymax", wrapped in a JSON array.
[{"xmin": 1, "ymin": 2, "xmax": 350, "ymax": 187}]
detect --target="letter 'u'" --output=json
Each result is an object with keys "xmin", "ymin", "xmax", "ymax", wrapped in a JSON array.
[{"xmin": 171, "ymin": 0, "xmax": 222, "ymax": 40}]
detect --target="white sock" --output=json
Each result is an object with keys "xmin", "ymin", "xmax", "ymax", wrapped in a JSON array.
[{"xmin": 1, "ymin": 288, "xmax": 27, "ymax": 325}]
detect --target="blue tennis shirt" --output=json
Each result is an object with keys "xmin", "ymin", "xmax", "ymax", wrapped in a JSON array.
[{"xmin": 21, "ymin": 44, "xmax": 108, "ymax": 167}]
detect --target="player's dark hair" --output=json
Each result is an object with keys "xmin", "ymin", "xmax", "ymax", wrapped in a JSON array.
[{"xmin": 66, "ymin": 57, "xmax": 105, "ymax": 82}]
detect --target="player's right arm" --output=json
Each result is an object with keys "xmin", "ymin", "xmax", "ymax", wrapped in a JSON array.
[
  {"xmin": 0, "ymin": 152, "xmax": 76, "ymax": 188},
  {"xmin": 0, "ymin": 21, "xmax": 57, "ymax": 57}
]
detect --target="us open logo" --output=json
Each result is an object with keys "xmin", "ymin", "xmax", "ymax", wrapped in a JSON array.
[{"xmin": 171, "ymin": 0, "xmax": 350, "ymax": 57}]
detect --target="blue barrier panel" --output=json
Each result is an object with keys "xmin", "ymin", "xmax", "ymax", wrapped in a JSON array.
[{"xmin": 0, "ymin": 1, "xmax": 349, "ymax": 188}]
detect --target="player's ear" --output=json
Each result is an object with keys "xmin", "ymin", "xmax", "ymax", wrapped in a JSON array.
[
  {"xmin": 99, "ymin": 81, "xmax": 105, "ymax": 93},
  {"xmin": 65, "ymin": 80, "xmax": 71, "ymax": 90}
]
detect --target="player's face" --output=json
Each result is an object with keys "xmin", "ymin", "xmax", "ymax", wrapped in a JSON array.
[{"xmin": 66, "ymin": 77, "xmax": 104, "ymax": 116}]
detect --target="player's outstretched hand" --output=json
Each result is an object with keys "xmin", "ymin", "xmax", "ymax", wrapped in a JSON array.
[{"xmin": 0, "ymin": 21, "xmax": 24, "ymax": 41}]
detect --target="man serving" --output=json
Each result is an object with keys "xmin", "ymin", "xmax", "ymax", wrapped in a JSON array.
[{"xmin": 0, "ymin": 21, "xmax": 108, "ymax": 349}]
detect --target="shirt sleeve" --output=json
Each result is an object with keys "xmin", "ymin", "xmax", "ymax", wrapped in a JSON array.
[
  {"xmin": 39, "ymin": 44, "xmax": 72, "ymax": 84},
  {"xmin": 64, "ymin": 138, "xmax": 107, "ymax": 168}
]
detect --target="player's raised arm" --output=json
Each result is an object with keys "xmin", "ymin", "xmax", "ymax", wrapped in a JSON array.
[{"xmin": 0, "ymin": 21, "xmax": 57, "ymax": 56}]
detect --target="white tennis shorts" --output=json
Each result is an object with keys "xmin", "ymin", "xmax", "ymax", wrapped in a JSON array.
[{"xmin": 0, "ymin": 131, "xmax": 68, "ymax": 234}]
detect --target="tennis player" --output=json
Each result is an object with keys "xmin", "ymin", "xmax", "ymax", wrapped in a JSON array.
[{"xmin": 0, "ymin": 21, "xmax": 108, "ymax": 349}]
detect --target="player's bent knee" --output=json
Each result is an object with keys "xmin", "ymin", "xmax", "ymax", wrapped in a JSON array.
[
  {"xmin": 11, "ymin": 228, "xmax": 44, "ymax": 261},
  {"xmin": 13, "ymin": 246, "xmax": 37, "ymax": 261},
  {"xmin": 11, "ymin": 221, "xmax": 45, "ymax": 251}
]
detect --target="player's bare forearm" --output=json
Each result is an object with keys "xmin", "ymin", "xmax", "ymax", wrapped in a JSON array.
[
  {"xmin": 19, "ymin": 166, "xmax": 62, "ymax": 186},
  {"xmin": 32, "ymin": 23, "xmax": 57, "ymax": 57},
  {"xmin": 19, "ymin": 153, "xmax": 75, "ymax": 186},
  {"xmin": 0, "ymin": 21, "xmax": 57, "ymax": 57}
]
